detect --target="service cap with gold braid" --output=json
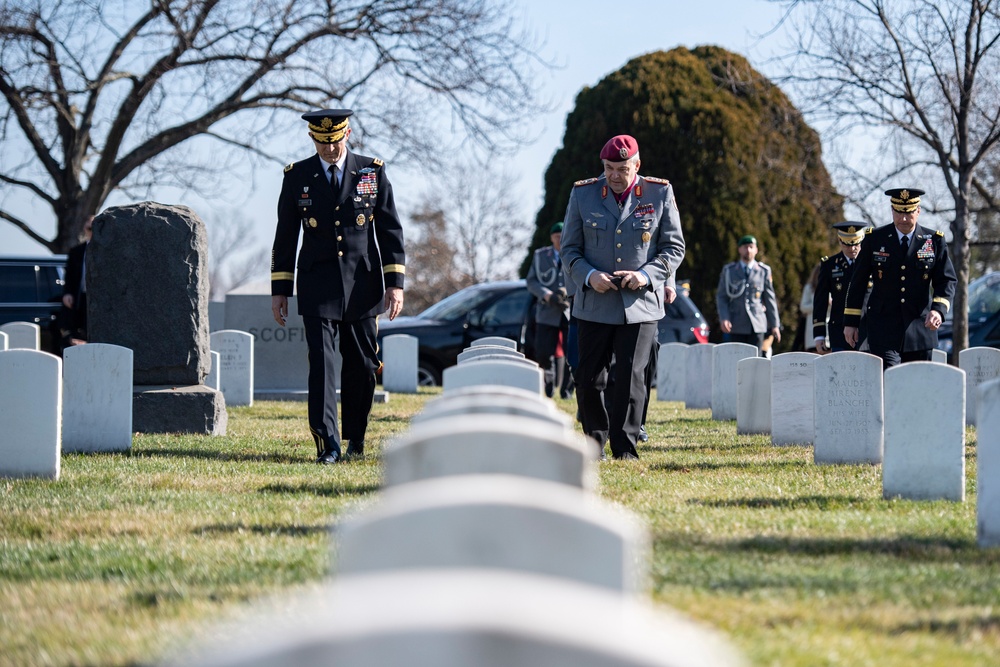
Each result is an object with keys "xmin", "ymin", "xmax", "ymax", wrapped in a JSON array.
[
  {"xmin": 885, "ymin": 187, "xmax": 924, "ymax": 213},
  {"xmin": 302, "ymin": 108, "xmax": 353, "ymax": 143},
  {"xmin": 832, "ymin": 221, "xmax": 872, "ymax": 246}
]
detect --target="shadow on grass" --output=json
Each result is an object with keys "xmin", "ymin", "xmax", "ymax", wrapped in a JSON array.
[
  {"xmin": 691, "ymin": 495, "xmax": 873, "ymax": 510},
  {"xmin": 193, "ymin": 522, "xmax": 330, "ymax": 537},
  {"xmin": 891, "ymin": 614, "xmax": 1000, "ymax": 638},
  {"xmin": 656, "ymin": 533, "xmax": 996, "ymax": 563},
  {"xmin": 259, "ymin": 481, "xmax": 380, "ymax": 497},
  {"xmin": 133, "ymin": 448, "xmax": 306, "ymax": 465},
  {"xmin": 650, "ymin": 460, "xmax": 807, "ymax": 473}
]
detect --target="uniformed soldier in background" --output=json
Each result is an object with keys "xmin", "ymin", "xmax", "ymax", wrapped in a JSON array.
[
  {"xmin": 843, "ymin": 188, "xmax": 955, "ymax": 368},
  {"xmin": 526, "ymin": 221, "xmax": 573, "ymax": 398},
  {"xmin": 813, "ymin": 221, "xmax": 872, "ymax": 353},
  {"xmin": 716, "ymin": 235, "xmax": 781, "ymax": 356},
  {"xmin": 561, "ymin": 134, "xmax": 685, "ymax": 460},
  {"xmin": 271, "ymin": 109, "xmax": 405, "ymax": 464}
]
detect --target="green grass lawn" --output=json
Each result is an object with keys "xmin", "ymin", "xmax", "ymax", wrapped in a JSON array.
[{"xmin": 1, "ymin": 390, "xmax": 997, "ymax": 666}]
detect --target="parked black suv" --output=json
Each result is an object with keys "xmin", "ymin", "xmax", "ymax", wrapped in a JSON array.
[
  {"xmin": 936, "ymin": 270, "xmax": 1000, "ymax": 361},
  {"xmin": 377, "ymin": 279, "xmax": 709, "ymax": 386},
  {"xmin": 0, "ymin": 256, "xmax": 67, "ymax": 353}
]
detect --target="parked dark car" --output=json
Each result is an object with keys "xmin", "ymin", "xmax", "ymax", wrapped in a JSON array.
[
  {"xmin": 0, "ymin": 256, "xmax": 66, "ymax": 354},
  {"xmin": 936, "ymin": 270, "xmax": 1000, "ymax": 360},
  {"xmin": 377, "ymin": 279, "xmax": 709, "ymax": 386}
]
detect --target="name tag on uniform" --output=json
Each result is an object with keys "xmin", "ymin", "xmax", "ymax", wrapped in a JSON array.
[
  {"xmin": 873, "ymin": 250, "xmax": 889, "ymax": 264},
  {"xmin": 298, "ymin": 199, "xmax": 312, "ymax": 206}
]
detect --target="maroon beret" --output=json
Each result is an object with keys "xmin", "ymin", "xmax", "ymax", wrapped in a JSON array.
[{"xmin": 600, "ymin": 135, "xmax": 639, "ymax": 162}]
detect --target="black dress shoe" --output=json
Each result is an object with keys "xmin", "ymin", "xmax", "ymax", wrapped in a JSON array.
[
  {"xmin": 637, "ymin": 426, "xmax": 649, "ymax": 442},
  {"xmin": 613, "ymin": 451, "xmax": 639, "ymax": 461},
  {"xmin": 316, "ymin": 450, "xmax": 340, "ymax": 464},
  {"xmin": 345, "ymin": 440, "xmax": 365, "ymax": 458}
]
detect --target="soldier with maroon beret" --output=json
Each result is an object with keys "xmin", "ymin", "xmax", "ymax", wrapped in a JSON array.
[{"xmin": 561, "ymin": 134, "xmax": 685, "ymax": 460}]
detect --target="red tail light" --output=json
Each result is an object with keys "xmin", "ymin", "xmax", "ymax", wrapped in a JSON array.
[{"xmin": 691, "ymin": 324, "xmax": 710, "ymax": 344}]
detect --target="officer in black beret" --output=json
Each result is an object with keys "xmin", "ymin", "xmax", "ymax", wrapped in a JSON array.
[
  {"xmin": 813, "ymin": 221, "xmax": 872, "ymax": 353},
  {"xmin": 271, "ymin": 109, "xmax": 406, "ymax": 463},
  {"xmin": 843, "ymin": 188, "xmax": 955, "ymax": 368}
]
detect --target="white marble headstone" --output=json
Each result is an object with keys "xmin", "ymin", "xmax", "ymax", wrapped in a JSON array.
[
  {"xmin": 770, "ymin": 352, "xmax": 818, "ymax": 446},
  {"xmin": 737, "ymin": 357, "xmax": 771, "ymax": 435},
  {"xmin": 383, "ymin": 414, "xmax": 594, "ymax": 489},
  {"xmin": 414, "ymin": 392, "xmax": 570, "ymax": 428},
  {"xmin": 470, "ymin": 336, "xmax": 518, "ymax": 349},
  {"xmin": 0, "ymin": 322, "xmax": 40, "ymax": 350},
  {"xmin": 336, "ymin": 475, "xmax": 648, "ymax": 592},
  {"xmin": 684, "ymin": 343, "xmax": 715, "ymax": 410},
  {"xmin": 977, "ymin": 378, "xmax": 1000, "ymax": 546},
  {"xmin": 711, "ymin": 343, "xmax": 758, "ymax": 421},
  {"xmin": 932, "ymin": 348, "xmax": 948, "ymax": 364},
  {"xmin": 443, "ymin": 359, "xmax": 544, "ymax": 395},
  {"xmin": 959, "ymin": 347, "xmax": 1000, "ymax": 427},
  {"xmin": 813, "ymin": 352, "xmax": 883, "ymax": 464},
  {"xmin": 0, "ymin": 331, "xmax": 7, "ymax": 351},
  {"xmin": 656, "ymin": 342, "xmax": 686, "ymax": 402},
  {"xmin": 381, "ymin": 333, "xmax": 418, "ymax": 394},
  {"xmin": 62, "ymin": 344, "xmax": 133, "ymax": 453},
  {"xmin": 205, "ymin": 350, "xmax": 221, "ymax": 391},
  {"xmin": 210, "ymin": 330, "xmax": 255, "ymax": 406},
  {"xmin": 0, "ymin": 350, "xmax": 61, "ymax": 479},
  {"xmin": 170, "ymin": 571, "xmax": 745, "ymax": 667},
  {"xmin": 456, "ymin": 345, "xmax": 526, "ymax": 363},
  {"xmin": 883, "ymin": 362, "xmax": 965, "ymax": 501}
]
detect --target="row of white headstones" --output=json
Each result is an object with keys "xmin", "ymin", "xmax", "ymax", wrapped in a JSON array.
[
  {"xmin": 166, "ymin": 337, "xmax": 746, "ymax": 667},
  {"xmin": 0, "ymin": 324, "xmax": 255, "ymax": 479},
  {"xmin": 655, "ymin": 341, "xmax": 1000, "ymax": 547}
]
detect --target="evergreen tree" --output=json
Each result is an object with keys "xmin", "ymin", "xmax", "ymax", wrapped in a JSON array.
[{"xmin": 525, "ymin": 46, "xmax": 843, "ymax": 347}]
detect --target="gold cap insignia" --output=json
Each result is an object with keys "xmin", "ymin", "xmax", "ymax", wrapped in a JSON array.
[
  {"xmin": 847, "ymin": 226, "xmax": 856, "ymax": 233},
  {"xmin": 900, "ymin": 189, "xmax": 909, "ymax": 200},
  {"xmin": 619, "ymin": 146, "xmax": 629, "ymax": 159}
]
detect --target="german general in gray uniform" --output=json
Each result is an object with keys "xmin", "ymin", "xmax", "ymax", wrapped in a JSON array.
[
  {"xmin": 271, "ymin": 109, "xmax": 405, "ymax": 464},
  {"xmin": 715, "ymin": 234, "xmax": 781, "ymax": 354},
  {"xmin": 561, "ymin": 135, "xmax": 685, "ymax": 460},
  {"xmin": 526, "ymin": 221, "xmax": 573, "ymax": 398},
  {"xmin": 844, "ymin": 188, "xmax": 956, "ymax": 368},
  {"xmin": 813, "ymin": 222, "xmax": 872, "ymax": 353}
]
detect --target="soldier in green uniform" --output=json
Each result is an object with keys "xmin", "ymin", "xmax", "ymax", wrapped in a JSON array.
[
  {"xmin": 843, "ymin": 188, "xmax": 955, "ymax": 368},
  {"xmin": 271, "ymin": 109, "xmax": 405, "ymax": 463},
  {"xmin": 812, "ymin": 221, "xmax": 872, "ymax": 353}
]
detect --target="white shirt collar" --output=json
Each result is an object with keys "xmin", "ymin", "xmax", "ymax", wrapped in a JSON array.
[{"xmin": 318, "ymin": 153, "xmax": 348, "ymax": 178}]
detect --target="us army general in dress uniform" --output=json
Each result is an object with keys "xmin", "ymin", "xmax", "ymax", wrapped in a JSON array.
[
  {"xmin": 843, "ymin": 188, "xmax": 956, "ymax": 368},
  {"xmin": 715, "ymin": 234, "xmax": 781, "ymax": 355},
  {"xmin": 271, "ymin": 109, "xmax": 405, "ymax": 464},
  {"xmin": 526, "ymin": 221, "xmax": 572, "ymax": 398},
  {"xmin": 812, "ymin": 222, "xmax": 872, "ymax": 353},
  {"xmin": 561, "ymin": 135, "xmax": 685, "ymax": 460}
]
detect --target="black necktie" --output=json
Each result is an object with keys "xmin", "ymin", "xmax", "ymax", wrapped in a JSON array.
[
  {"xmin": 901, "ymin": 235, "xmax": 909, "ymax": 252},
  {"xmin": 328, "ymin": 164, "xmax": 339, "ymax": 191}
]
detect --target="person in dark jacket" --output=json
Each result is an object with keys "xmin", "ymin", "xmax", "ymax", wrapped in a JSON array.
[
  {"xmin": 270, "ymin": 109, "xmax": 405, "ymax": 464},
  {"xmin": 843, "ymin": 188, "xmax": 956, "ymax": 368},
  {"xmin": 813, "ymin": 221, "xmax": 872, "ymax": 353}
]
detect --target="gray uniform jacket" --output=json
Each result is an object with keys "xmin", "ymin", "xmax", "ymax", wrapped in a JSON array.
[
  {"xmin": 561, "ymin": 174, "xmax": 686, "ymax": 325},
  {"xmin": 526, "ymin": 246, "xmax": 571, "ymax": 327},
  {"xmin": 716, "ymin": 260, "xmax": 780, "ymax": 334}
]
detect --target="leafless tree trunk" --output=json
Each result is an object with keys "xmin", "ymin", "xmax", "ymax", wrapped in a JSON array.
[
  {"xmin": 403, "ymin": 204, "xmax": 474, "ymax": 314},
  {"xmin": 0, "ymin": 0, "xmax": 547, "ymax": 252},
  {"xmin": 207, "ymin": 216, "xmax": 268, "ymax": 301},
  {"xmin": 771, "ymin": 0, "xmax": 1000, "ymax": 357}
]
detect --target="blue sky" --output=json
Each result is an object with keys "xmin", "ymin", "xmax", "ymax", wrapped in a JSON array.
[{"xmin": 1, "ymin": 0, "xmax": 791, "ymax": 258}]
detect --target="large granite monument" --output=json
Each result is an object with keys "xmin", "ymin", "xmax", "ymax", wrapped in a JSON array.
[{"xmin": 87, "ymin": 202, "xmax": 226, "ymax": 435}]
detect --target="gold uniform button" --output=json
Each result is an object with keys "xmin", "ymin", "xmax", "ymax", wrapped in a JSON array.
[
  {"xmin": 616, "ymin": 243, "xmax": 622, "ymax": 248},
  {"xmin": 591, "ymin": 222, "xmax": 597, "ymax": 227},
  {"xmin": 337, "ymin": 236, "xmax": 343, "ymax": 241},
  {"xmin": 901, "ymin": 265, "xmax": 906, "ymax": 270},
  {"xmin": 338, "ymin": 251, "xmax": 344, "ymax": 257},
  {"xmin": 900, "ymin": 298, "xmax": 906, "ymax": 303},
  {"xmin": 901, "ymin": 287, "xmax": 906, "ymax": 293},
  {"xmin": 616, "ymin": 229, "xmax": 622, "ymax": 234},
  {"xmin": 335, "ymin": 221, "xmax": 341, "ymax": 226},
  {"xmin": 335, "ymin": 206, "xmax": 340, "ymax": 211},
  {"xmin": 900, "ymin": 276, "xmax": 906, "ymax": 281},
  {"xmin": 616, "ymin": 258, "xmax": 622, "ymax": 263}
]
